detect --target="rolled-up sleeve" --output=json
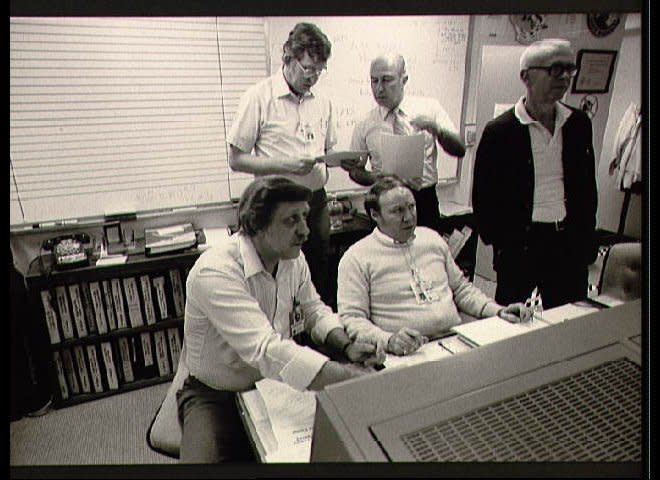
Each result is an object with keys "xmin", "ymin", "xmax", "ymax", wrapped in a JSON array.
[{"xmin": 226, "ymin": 85, "xmax": 260, "ymax": 153}]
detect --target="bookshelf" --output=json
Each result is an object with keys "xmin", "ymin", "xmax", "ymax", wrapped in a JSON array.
[{"xmin": 25, "ymin": 247, "xmax": 200, "ymax": 408}]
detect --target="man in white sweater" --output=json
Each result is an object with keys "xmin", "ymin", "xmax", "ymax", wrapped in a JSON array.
[{"xmin": 337, "ymin": 174, "xmax": 525, "ymax": 356}]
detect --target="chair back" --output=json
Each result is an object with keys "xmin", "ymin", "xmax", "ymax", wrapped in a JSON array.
[{"xmin": 598, "ymin": 242, "xmax": 642, "ymax": 301}]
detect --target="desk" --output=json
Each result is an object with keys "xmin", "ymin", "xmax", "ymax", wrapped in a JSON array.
[{"xmin": 237, "ymin": 300, "xmax": 640, "ymax": 463}]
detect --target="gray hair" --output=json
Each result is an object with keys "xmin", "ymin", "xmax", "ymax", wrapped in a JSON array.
[{"xmin": 519, "ymin": 38, "xmax": 574, "ymax": 72}]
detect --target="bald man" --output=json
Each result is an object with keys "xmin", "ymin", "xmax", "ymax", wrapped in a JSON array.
[
  {"xmin": 346, "ymin": 53, "xmax": 465, "ymax": 235},
  {"xmin": 472, "ymin": 39, "xmax": 598, "ymax": 309}
]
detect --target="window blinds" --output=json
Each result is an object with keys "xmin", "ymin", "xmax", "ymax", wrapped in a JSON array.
[{"xmin": 10, "ymin": 17, "xmax": 266, "ymax": 226}]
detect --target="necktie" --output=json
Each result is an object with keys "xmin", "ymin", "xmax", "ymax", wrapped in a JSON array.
[{"xmin": 391, "ymin": 108, "xmax": 411, "ymax": 136}]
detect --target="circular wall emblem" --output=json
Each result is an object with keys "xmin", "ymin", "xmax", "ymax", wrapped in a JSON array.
[{"xmin": 587, "ymin": 13, "xmax": 622, "ymax": 37}]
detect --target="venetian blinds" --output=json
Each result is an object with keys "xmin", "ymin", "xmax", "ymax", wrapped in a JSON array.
[{"xmin": 9, "ymin": 17, "xmax": 265, "ymax": 226}]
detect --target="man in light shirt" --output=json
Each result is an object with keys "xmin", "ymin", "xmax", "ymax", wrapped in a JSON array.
[
  {"xmin": 472, "ymin": 39, "xmax": 598, "ymax": 309},
  {"xmin": 337, "ymin": 174, "xmax": 524, "ymax": 356},
  {"xmin": 345, "ymin": 53, "xmax": 466, "ymax": 235},
  {"xmin": 177, "ymin": 176, "xmax": 382, "ymax": 463}
]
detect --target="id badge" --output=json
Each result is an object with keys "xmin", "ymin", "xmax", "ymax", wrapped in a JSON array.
[
  {"xmin": 410, "ymin": 278, "xmax": 438, "ymax": 304},
  {"xmin": 290, "ymin": 301, "xmax": 305, "ymax": 337}
]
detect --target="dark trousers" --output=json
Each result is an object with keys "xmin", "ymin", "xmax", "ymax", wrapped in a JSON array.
[
  {"xmin": 176, "ymin": 375, "xmax": 255, "ymax": 463},
  {"xmin": 302, "ymin": 188, "xmax": 331, "ymax": 305},
  {"xmin": 493, "ymin": 226, "xmax": 589, "ymax": 309},
  {"xmin": 412, "ymin": 185, "xmax": 449, "ymax": 235}
]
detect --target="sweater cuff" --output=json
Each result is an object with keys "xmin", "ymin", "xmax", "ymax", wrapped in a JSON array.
[{"xmin": 480, "ymin": 302, "xmax": 502, "ymax": 318}]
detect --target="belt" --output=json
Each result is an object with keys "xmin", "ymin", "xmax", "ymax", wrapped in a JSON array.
[{"xmin": 530, "ymin": 219, "xmax": 566, "ymax": 233}]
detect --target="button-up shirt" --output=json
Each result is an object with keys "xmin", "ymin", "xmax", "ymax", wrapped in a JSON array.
[
  {"xmin": 184, "ymin": 232, "xmax": 342, "ymax": 392},
  {"xmin": 350, "ymin": 95, "xmax": 457, "ymax": 189},
  {"xmin": 227, "ymin": 70, "xmax": 337, "ymax": 192},
  {"xmin": 514, "ymin": 96, "xmax": 571, "ymax": 223}
]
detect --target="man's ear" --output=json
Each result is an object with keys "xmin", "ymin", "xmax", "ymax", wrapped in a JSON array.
[
  {"xmin": 520, "ymin": 70, "xmax": 529, "ymax": 85},
  {"xmin": 401, "ymin": 74, "xmax": 409, "ymax": 86}
]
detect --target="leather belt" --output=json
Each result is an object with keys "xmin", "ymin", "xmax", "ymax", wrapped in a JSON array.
[{"xmin": 530, "ymin": 219, "xmax": 566, "ymax": 233}]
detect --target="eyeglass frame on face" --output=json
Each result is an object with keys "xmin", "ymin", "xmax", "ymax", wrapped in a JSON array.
[
  {"xmin": 525, "ymin": 62, "xmax": 578, "ymax": 79},
  {"xmin": 294, "ymin": 57, "xmax": 326, "ymax": 77}
]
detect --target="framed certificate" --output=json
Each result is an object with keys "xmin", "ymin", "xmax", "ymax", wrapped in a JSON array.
[{"xmin": 572, "ymin": 49, "xmax": 617, "ymax": 94}]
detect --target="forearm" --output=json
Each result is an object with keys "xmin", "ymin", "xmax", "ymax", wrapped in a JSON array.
[
  {"xmin": 435, "ymin": 127, "xmax": 466, "ymax": 158},
  {"xmin": 324, "ymin": 327, "xmax": 351, "ymax": 355},
  {"xmin": 228, "ymin": 146, "xmax": 291, "ymax": 175},
  {"xmin": 307, "ymin": 360, "xmax": 363, "ymax": 391},
  {"xmin": 347, "ymin": 166, "xmax": 376, "ymax": 186}
]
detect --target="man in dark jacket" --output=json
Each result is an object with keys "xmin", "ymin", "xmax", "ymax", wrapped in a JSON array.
[{"xmin": 472, "ymin": 38, "xmax": 597, "ymax": 309}]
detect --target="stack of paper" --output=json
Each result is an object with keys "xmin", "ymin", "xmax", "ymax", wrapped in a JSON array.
[
  {"xmin": 451, "ymin": 315, "xmax": 549, "ymax": 347},
  {"xmin": 144, "ymin": 223, "xmax": 196, "ymax": 256},
  {"xmin": 379, "ymin": 132, "xmax": 425, "ymax": 180},
  {"xmin": 384, "ymin": 340, "xmax": 452, "ymax": 370},
  {"xmin": 539, "ymin": 303, "xmax": 601, "ymax": 325}
]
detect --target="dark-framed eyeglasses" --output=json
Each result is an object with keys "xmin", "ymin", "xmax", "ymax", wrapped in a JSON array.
[
  {"xmin": 526, "ymin": 62, "xmax": 578, "ymax": 79},
  {"xmin": 294, "ymin": 58, "xmax": 326, "ymax": 77}
]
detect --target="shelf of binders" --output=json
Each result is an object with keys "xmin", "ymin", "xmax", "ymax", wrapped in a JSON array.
[{"xmin": 25, "ymin": 248, "xmax": 200, "ymax": 408}]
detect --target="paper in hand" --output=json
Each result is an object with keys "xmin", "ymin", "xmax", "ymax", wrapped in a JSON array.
[
  {"xmin": 379, "ymin": 132, "xmax": 425, "ymax": 180},
  {"xmin": 315, "ymin": 150, "xmax": 369, "ymax": 167}
]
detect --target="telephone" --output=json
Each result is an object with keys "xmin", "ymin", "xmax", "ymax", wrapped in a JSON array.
[{"xmin": 42, "ymin": 233, "xmax": 90, "ymax": 269}]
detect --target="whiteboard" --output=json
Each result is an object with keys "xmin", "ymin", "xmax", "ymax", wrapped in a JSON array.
[{"xmin": 266, "ymin": 15, "xmax": 469, "ymax": 192}]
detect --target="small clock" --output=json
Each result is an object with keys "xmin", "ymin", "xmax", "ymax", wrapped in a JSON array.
[{"xmin": 587, "ymin": 13, "xmax": 622, "ymax": 37}]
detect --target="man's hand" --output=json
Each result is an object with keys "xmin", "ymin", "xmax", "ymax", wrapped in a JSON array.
[
  {"xmin": 285, "ymin": 155, "xmax": 317, "ymax": 175},
  {"xmin": 345, "ymin": 340, "xmax": 386, "ymax": 367},
  {"xmin": 409, "ymin": 113, "xmax": 436, "ymax": 132},
  {"xmin": 406, "ymin": 176, "xmax": 425, "ymax": 190},
  {"xmin": 497, "ymin": 303, "xmax": 528, "ymax": 323},
  {"xmin": 387, "ymin": 327, "xmax": 428, "ymax": 356},
  {"xmin": 307, "ymin": 360, "xmax": 369, "ymax": 391}
]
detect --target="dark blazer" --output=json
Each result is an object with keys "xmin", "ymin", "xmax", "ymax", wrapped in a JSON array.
[{"xmin": 472, "ymin": 104, "xmax": 598, "ymax": 265}]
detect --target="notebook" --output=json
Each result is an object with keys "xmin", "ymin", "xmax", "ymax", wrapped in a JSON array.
[{"xmin": 451, "ymin": 315, "xmax": 549, "ymax": 347}]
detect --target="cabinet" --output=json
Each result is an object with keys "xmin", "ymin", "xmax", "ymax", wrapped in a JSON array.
[{"xmin": 24, "ymin": 248, "xmax": 200, "ymax": 408}]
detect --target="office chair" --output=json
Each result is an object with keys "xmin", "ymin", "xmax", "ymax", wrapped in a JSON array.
[
  {"xmin": 146, "ymin": 344, "xmax": 188, "ymax": 459},
  {"xmin": 597, "ymin": 241, "xmax": 642, "ymax": 302}
]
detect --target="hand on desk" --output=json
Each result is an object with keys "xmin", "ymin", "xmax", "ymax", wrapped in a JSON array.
[
  {"xmin": 345, "ymin": 340, "xmax": 386, "ymax": 368},
  {"xmin": 497, "ymin": 302, "xmax": 529, "ymax": 323},
  {"xmin": 387, "ymin": 327, "xmax": 429, "ymax": 356}
]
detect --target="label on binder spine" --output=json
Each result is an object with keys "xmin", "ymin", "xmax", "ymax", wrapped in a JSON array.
[
  {"xmin": 153, "ymin": 330, "xmax": 171, "ymax": 376},
  {"xmin": 68, "ymin": 285, "xmax": 88, "ymax": 338},
  {"xmin": 110, "ymin": 279, "xmax": 128, "ymax": 329},
  {"xmin": 89, "ymin": 282, "xmax": 109, "ymax": 334},
  {"xmin": 73, "ymin": 345, "xmax": 91, "ymax": 393},
  {"xmin": 117, "ymin": 337, "xmax": 135, "ymax": 383},
  {"xmin": 55, "ymin": 286, "xmax": 75, "ymax": 340},
  {"xmin": 102, "ymin": 281, "xmax": 117, "ymax": 331},
  {"xmin": 61, "ymin": 348, "xmax": 80, "ymax": 395},
  {"xmin": 86, "ymin": 345, "xmax": 104, "ymax": 393},
  {"xmin": 80, "ymin": 282, "xmax": 98, "ymax": 334},
  {"xmin": 100, "ymin": 341, "xmax": 119, "ymax": 390},
  {"xmin": 152, "ymin": 276, "xmax": 169, "ymax": 320},
  {"xmin": 53, "ymin": 351, "xmax": 69, "ymax": 400},
  {"xmin": 40, "ymin": 290, "xmax": 61, "ymax": 344},
  {"xmin": 122, "ymin": 277, "xmax": 144, "ymax": 327},
  {"xmin": 140, "ymin": 275, "xmax": 157, "ymax": 325},
  {"xmin": 166, "ymin": 328, "xmax": 182, "ymax": 370},
  {"xmin": 169, "ymin": 269, "xmax": 185, "ymax": 317}
]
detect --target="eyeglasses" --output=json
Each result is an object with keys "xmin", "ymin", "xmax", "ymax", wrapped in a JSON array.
[
  {"xmin": 294, "ymin": 58, "xmax": 326, "ymax": 77},
  {"xmin": 526, "ymin": 62, "xmax": 578, "ymax": 78}
]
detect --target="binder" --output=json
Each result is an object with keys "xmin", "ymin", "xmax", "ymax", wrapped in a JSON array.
[
  {"xmin": 40, "ymin": 290, "xmax": 61, "ymax": 344},
  {"xmin": 61, "ymin": 348, "xmax": 80, "ymax": 395},
  {"xmin": 117, "ymin": 337, "xmax": 135, "ymax": 383},
  {"xmin": 80, "ymin": 282, "xmax": 98, "ymax": 335},
  {"xmin": 169, "ymin": 269, "xmax": 185, "ymax": 318},
  {"xmin": 52, "ymin": 351, "xmax": 70, "ymax": 400},
  {"xmin": 153, "ymin": 330, "xmax": 171, "ymax": 376},
  {"xmin": 67, "ymin": 284, "xmax": 89, "ymax": 338},
  {"xmin": 110, "ymin": 278, "xmax": 128, "ymax": 329},
  {"xmin": 55, "ymin": 285, "xmax": 75, "ymax": 340},
  {"xmin": 73, "ymin": 345, "xmax": 92, "ymax": 394},
  {"xmin": 100, "ymin": 341, "xmax": 119, "ymax": 390},
  {"xmin": 88, "ymin": 282, "xmax": 109, "ymax": 334},
  {"xmin": 166, "ymin": 327, "xmax": 182, "ymax": 370},
  {"xmin": 139, "ymin": 332, "xmax": 157, "ymax": 378},
  {"xmin": 122, "ymin": 277, "xmax": 145, "ymax": 328},
  {"xmin": 139, "ymin": 274, "xmax": 158, "ymax": 325},
  {"xmin": 144, "ymin": 223, "xmax": 196, "ymax": 256},
  {"xmin": 152, "ymin": 276, "xmax": 169, "ymax": 320},
  {"xmin": 86, "ymin": 344, "xmax": 104, "ymax": 393},
  {"xmin": 101, "ymin": 280, "xmax": 118, "ymax": 331}
]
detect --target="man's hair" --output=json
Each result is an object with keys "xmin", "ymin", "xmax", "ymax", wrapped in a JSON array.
[
  {"xmin": 519, "ymin": 38, "xmax": 574, "ymax": 72},
  {"xmin": 238, "ymin": 176, "xmax": 312, "ymax": 236},
  {"xmin": 282, "ymin": 22, "xmax": 332, "ymax": 65},
  {"xmin": 363, "ymin": 174, "xmax": 411, "ymax": 220}
]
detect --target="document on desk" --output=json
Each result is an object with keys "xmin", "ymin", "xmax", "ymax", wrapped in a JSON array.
[
  {"xmin": 379, "ymin": 132, "xmax": 425, "ymax": 180},
  {"xmin": 255, "ymin": 378, "xmax": 316, "ymax": 463},
  {"xmin": 451, "ymin": 315, "xmax": 550, "ymax": 347},
  {"xmin": 384, "ymin": 340, "xmax": 452, "ymax": 370},
  {"xmin": 540, "ymin": 302, "xmax": 602, "ymax": 325}
]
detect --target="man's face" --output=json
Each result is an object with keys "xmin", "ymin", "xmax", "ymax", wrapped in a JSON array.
[
  {"xmin": 370, "ymin": 58, "xmax": 407, "ymax": 110},
  {"xmin": 284, "ymin": 51, "xmax": 326, "ymax": 95},
  {"xmin": 373, "ymin": 186, "xmax": 417, "ymax": 243},
  {"xmin": 257, "ymin": 201, "xmax": 310, "ymax": 262},
  {"xmin": 524, "ymin": 50, "xmax": 575, "ymax": 104}
]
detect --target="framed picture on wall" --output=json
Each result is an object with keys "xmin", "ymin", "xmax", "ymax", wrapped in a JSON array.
[{"xmin": 572, "ymin": 49, "xmax": 618, "ymax": 94}]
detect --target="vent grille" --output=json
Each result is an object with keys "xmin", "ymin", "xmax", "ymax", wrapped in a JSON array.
[{"xmin": 401, "ymin": 359, "xmax": 641, "ymax": 461}]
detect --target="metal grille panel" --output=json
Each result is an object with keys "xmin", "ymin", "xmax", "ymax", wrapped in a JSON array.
[{"xmin": 401, "ymin": 359, "xmax": 641, "ymax": 461}]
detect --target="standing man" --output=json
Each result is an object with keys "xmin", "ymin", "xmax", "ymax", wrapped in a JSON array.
[
  {"xmin": 472, "ymin": 39, "xmax": 598, "ymax": 309},
  {"xmin": 346, "ymin": 53, "xmax": 466, "ymax": 234},
  {"xmin": 227, "ymin": 22, "xmax": 349, "ymax": 306},
  {"xmin": 177, "ymin": 176, "xmax": 382, "ymax": 463}
]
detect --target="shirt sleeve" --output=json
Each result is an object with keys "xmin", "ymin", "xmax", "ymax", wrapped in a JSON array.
[
  {"xmin": 191, "ymin": 263, "xmax": 328, "ymax": 391},
  {"xmin": 349, "ymin": 119, "xmax": 368, "ymax": 152},
  {"xmin": 337, "ymin": 247, "xmax": 393, "ymax": 346},
  {"xmin": 226, "ymin": 84, "xmax": 260, "ymax": 153},
  {"xmin": 431, "ymin": 98, "xmax": 458, "ymax": 134},
  {"xmin": 325, "ymin": 99, "xmax": 338, "ymax": 152}
]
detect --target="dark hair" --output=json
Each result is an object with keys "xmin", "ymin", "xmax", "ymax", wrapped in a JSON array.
[
  {"xmin": 363, "ymin": 174, "xmax": 411, "ymax": 220},
  {"xmin": 238, "ymin": 176, "xmax": 312, "ymax": 236},
  {"xmin": 282, "ymin": 22, "xmax": 331, "ymax": 65}
]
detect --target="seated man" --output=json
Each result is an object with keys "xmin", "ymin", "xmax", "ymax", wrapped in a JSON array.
[
  {"xmin": 337, "ymin": 174, "xmax": 524, "ymax": 356},
  {"xmin": 177, "ymin": 175, "xmax": 383, "ymax": 463}
]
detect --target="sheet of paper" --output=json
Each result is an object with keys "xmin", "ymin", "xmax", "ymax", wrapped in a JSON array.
[
  {"xmin": 383, "ymin": 340, "xmax": 452, "ymax": 370},
  {"xmin": 240, "ymin": 390, "xmax": 278, "ymax": 455},
  {"xmin": 438, "ymin": 334, "xmax": 474, "ymax": 354},
  {"xmin": 379, "ymin": 132, "xmax": 425, "ymax": 180},
  {"xmin": 255, "ymin": 378, "xmax": 316, "ymax": 463},
  {"xmin": 451, "ymin": 315, "xmax": 550, "ymax": 347},
  {"xmin": 317, "ymin": 150, "xmax": 368, "ymax": 167},
  {"xmin": 540, "ymin": 303, "xmax": 601, "ymax": 325},
  {"xmin": 95, "ymin": 255, "xmax": 127, "ymax": 266}
]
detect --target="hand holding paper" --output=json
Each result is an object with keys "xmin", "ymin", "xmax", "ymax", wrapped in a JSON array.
[
  {"xmin": 315, "ymin": 150, "xmax": 369, "ymax": 168},
  {"xmin": 379, "ymin": 133, "xmax": 425, "ymax": 180}
]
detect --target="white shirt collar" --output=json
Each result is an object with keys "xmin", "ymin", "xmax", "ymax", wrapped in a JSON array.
[
  {"xmin": 238, "ymin": 232, "xmax": 270, "ymax": 279},
  {"xmin": 514, "ymin": 96, "xmax": 573, "ymax": 129},
  {"xmin": 378, "ymin": 95, "xmax": 409, "ymax": 121},
  {"xmin": 372, "ymin": 226, "xmax": 416, "ymax": 247}
]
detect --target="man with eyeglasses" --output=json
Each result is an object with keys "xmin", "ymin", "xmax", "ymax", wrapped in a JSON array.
[
  {"xmin": 228, "ymin": 22, "xmax": 348, "ymax": 307},
  {"xmin": 472, "ymin": 38, "xmax": 598, "ymax": 310},
  {"xmin": 345, "ymin": 53, "xmax": 466, "ymax": 236},
  {"xmin": 337, "ymin": 174, "xmax": 524, "ymax": 357}
]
